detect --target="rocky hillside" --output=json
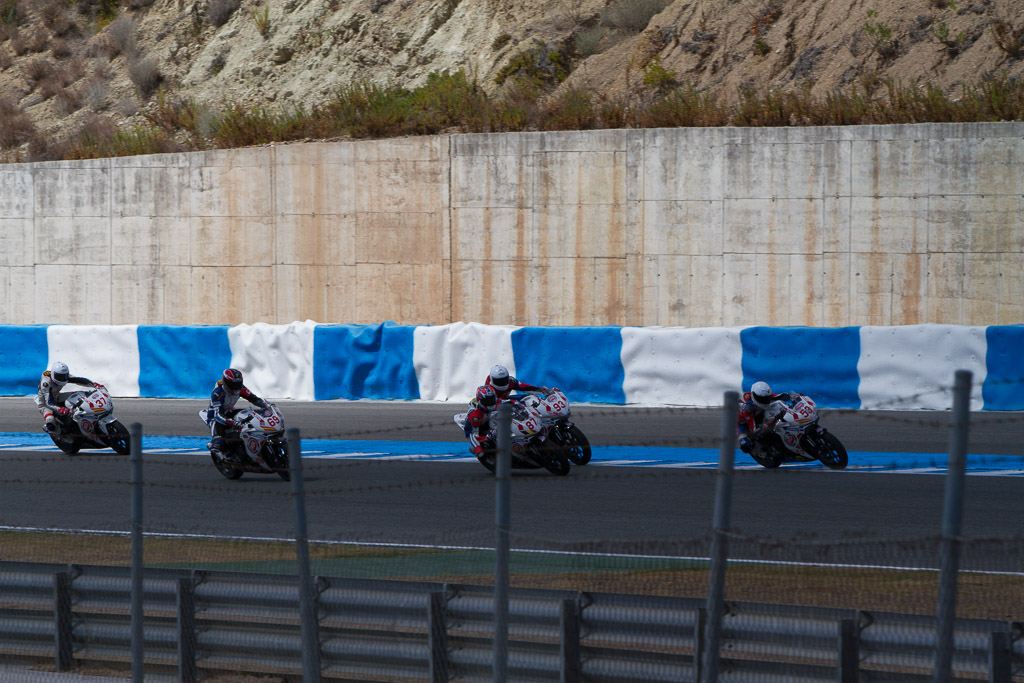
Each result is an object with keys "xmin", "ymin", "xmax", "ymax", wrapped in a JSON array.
[{"xmin": 1, "ymin": 0, "xmax": 1022, "ymax": 160}]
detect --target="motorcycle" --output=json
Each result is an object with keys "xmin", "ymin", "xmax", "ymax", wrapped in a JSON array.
[
  {"xmin": 454, "ymin": 399, "xmax": 571, "ymax": 476},
  {"xmin": 199, "ymin": 403, "xmax": 290, "ymax": 481},
  {"xmin": 519, "ymin": 389, "xmax": 591, "ymax": 465},
  {"xmin": 47, "ymin": 384, "xmax": 131, "ymax": 455},
  {"xmin": 745, "ymin": 393, "xmax": 848, "ymax": 470}
]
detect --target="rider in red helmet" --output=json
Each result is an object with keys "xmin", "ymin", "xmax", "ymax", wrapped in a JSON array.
[
  {"xmin": 464, "ymin": 385, "xmax": 499, "ymax": 456},
  {"xmin": 204, "ymin": 368, "xmax": 268, "ymax": 460}
]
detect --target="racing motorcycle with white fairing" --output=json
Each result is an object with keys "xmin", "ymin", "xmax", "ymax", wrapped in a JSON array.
[
  {"xmin": 454, "ymin": 399, "xmax": 571, "ymax": 476},
  {"xmin": 47, "ymin": 384, "xmax": 131, "ymax": 455},
  {"xmin": 199, "ymin": 403, "xmax": 290, "ymax": 481},
  {"xmin": 518, "ymin": 389, "xmax": 591, "ymax": 465},
  {"xmin": 746, "ymin": 393, "xmax": 848, "ymax": 470}
]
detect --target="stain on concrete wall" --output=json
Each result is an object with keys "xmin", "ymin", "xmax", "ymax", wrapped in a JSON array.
[{"xmin": 1, "ymin": 123, "xmax": 1021, "ymax": 326}]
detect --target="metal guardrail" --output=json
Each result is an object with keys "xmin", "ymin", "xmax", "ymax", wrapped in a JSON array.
[{"xmin": 1, "ymin": 561, "xmax": 1021, "ymax": 682}]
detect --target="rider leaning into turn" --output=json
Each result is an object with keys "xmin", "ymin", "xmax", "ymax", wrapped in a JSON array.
[
  {"xmin": 737, "ymin": 381, "xmax": 795, "ymax": 453},
  {"xmin": 205, "ymin": 368, "xmax": 268, "ymax": 459},
  {"xmin": 35, "ymin": 361, "xmax": 98, "ymax": 433},
  {"xmin": 464, "ymin": 385, "xmax": 499, "ymax": 455},
  {"xmin": 484, "ymin": 364, "xmax": 547, "ymax": 401}
]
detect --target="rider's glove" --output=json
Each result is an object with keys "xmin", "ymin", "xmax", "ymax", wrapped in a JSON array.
[
  {"xmin": 225, "ymin": 418, "xmax": 238, "ymax": 428},
  {"xmin": 57, "ymin": 407, "xmax": 70, "ymax": 416}
]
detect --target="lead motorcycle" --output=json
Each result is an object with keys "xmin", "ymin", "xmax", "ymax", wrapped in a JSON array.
[
  {"xmin": 454, "ymin": 399, "xmax": 571, "ymax": 476},
  {"xmin": 47, "ymin": 384, "xmax": 131, "ymax": 455},
  {"xmin": 199, "ymin": 403, "xmax": 290, "ymax": 481},
  {"xmin": 518, "ymin": 389, "xmax": 591, "ymax": 465},
  {"xmin": 746, "ymin": 393, "xmax": 848, "ymax": 470}
]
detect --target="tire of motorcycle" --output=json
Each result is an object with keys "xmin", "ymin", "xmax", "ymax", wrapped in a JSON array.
[
  {"xmin": 563, "ymin": 424, "xmax": 592, "ymax": 465},
  {"xmin": 805, "ymin": 431, "xmax": 849, "ymax": 470},
  {"xmin": 211, "ymin": 451, "xmax": 244, "ymax": 480},
  {"xmin": 477, "ymin": 453, "xmax": 497, "ymax": 473},
  {"xmin": 533, "ymin": 443, "xmax": 571, "ymax": 476},
  {"xmin": 103, "ymin": 420, "xmax": 131, "ymax": 455},
  {"xmin": 268, "ymin": 443, "xmax": 291, "ymax": 481},
  {"xmin": 49, "ymin": 432, "xmax": 80, "ymax": 455}
]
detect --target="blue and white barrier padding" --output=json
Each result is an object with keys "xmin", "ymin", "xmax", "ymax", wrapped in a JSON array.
[{"xmin": 1, "ymin": 322, "xmax": 1021, "ymax": 410}]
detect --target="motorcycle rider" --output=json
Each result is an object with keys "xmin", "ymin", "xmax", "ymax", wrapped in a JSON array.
[
  {"xmin": 484, "ymin": 364, "xmax": 548, "ymax": 401},
  {"xmin": 205, "ymin": 368, "xmax": 268, "ymax": 460},
  {"xmin": 737, "ymin": 381, "xmax": 795, "ymax": 453},
  {"xmin": 35, "ymin": 361, "xmax": 99, "ymax": 432},
  {"xmin": 464, "ymin": 384, "xmax": 499, "ymax": 456}
]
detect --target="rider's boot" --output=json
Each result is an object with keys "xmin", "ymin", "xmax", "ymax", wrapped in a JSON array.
[{"xmin": 45, "ymin": 415, "xmax": 58, "ymax": 433}]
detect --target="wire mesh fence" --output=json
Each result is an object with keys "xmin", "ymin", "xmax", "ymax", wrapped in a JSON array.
[{"xmin": 0, "ymin": 377, "xmax": 1023, "ymax": 681}]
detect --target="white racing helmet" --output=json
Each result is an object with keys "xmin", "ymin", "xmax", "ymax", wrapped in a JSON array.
[
  {"xmin": 750, "ymin": 381, "xmax": 773, "ymax": 409},
  {"xmin": 489, "ymin": 364, "xmax": 510, "ymax": 390},
  {"xmin": 51, "ymin": 361, "xmax": 70, "ymax": 388}
]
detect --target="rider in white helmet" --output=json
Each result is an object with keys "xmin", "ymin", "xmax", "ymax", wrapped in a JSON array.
[
  {"xmin": 483, "ymin": 364, "xmax": 548, "ymax": 401},
  {"xmin": 737, "ymin": 381, "xmax": 794, "ymax": 453},
  {"xmin": 34, "ymin": 361, "xmax": 98, "ymax": 432}
]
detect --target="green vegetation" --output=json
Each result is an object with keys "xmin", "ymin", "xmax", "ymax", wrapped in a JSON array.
[
  {"xmin": 864, "ymin": 9, "xmax": 898, "ymax": 60},
  {"xmin": 4, "ymin": 69, "xmax": 1023, "ymax": 162}
]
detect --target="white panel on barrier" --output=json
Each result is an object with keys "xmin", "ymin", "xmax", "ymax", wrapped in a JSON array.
[
  {"xmin": 414, "ymin": 322, "xmax": 518, "ymax": 402},
  {"xmin": 621, "ymin": 326, "xmax": 746, "ymax": 406},
  {"xmin": 227, "ymin": 320, "xmax": 317, "ymax": 401},
  {"xmin": 46, "ymin": 325, "xmax": 141, "ymax": 397},
  {"xmin": 858, "ymin": 325, "xmax": 987, "ymax": 410}
]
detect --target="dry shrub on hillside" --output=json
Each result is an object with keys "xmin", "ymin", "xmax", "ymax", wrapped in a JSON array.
[
  {"xmin": 54, "ymin": 85, "xmax": 83, "ymax": 116},
  {"xmin": 206, "ymin": 0, "xmax": 239, "ymax": 27},
  {"xmin": 84, "ymin": 77, "xmax": 108, "ymax": 110},
  {"xmin": 24, "ymin": 55, "xmax": 54, "ymax": 83},
  {"xmin": 128, "ymin": 53, "xmax": 161, "ymax": 98},
  {"xmin": 105, "ymin": 15, "xmax": 136, "ymax": 57},
  {"xmin": 602, "ymin": 0, "xmax": 670, "ymax": 32},
  {"xmin": 0, "ymin": 96, "xmax": 37, "ymax": 149},
  {"xmin": 49, "ymin": 35, "xmax": 70, "ymax": 57},
  {"xmin": 40, "ymin": 0, "xmax": 74, "ymax": 36},
  {"xmin": 24, "ymin": 26, "xmax": 48, "ymax": 52}
]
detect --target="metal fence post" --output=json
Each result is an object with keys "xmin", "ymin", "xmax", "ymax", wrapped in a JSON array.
[
  {"xmin": 176, "ymin": 577, "xmax": 197, "ymax": 683},
  {"xmin": 701, "ymin": 391, "xmax": 738, "ymax": 683},
  {"xmin": 288, "ymin": 427, "xmax": 322, "ymax": 683},
  {"xmin": 933, "ymin": 369, "xmax": 971, "ymax": 683},
  {"xmin": 129, "ymin": 422, "xmax": 144, "ymax": 683},
  {"xmin": 560, "ymin": 597, "xmax": 581, "ymax": 683},
  {"xmin": 494, "ymin": 402, "xmax": 512, "ymax": 683},
  {"xmin": 428, "ymin": 591, "xmax": 449, "ymax": 683},
  {"xmin": 53, "ymin": 571, "xmax": 73, "ymax": 671},
  {"xmin": 838, "ymin": 618, "xmax": 859, "ymax": 683},
  {"xmin": 989, "ymin": 630, "xmax": 1011, "ymax": 683}
]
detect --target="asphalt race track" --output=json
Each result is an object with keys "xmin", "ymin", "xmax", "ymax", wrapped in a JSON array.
[{"xmin": 0, "ymin": 398, "xmax": 1022, "ymax": 570}]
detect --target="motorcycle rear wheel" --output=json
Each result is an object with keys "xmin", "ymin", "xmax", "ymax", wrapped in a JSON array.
[
  {"xmin": 103, "ymin": 420, "xmax": 131, "ymax": 455},
  {"xmin": 807, "ymin": 432, "xmax": 848, "ymax": 470},
  {"xmin": 49, "ymin": 432, "xmax": 80, "ymax": 455},
  {"xmin": 534, "ymin": 443, "xmax": 571, "ymax": 476},
  {"xmin": 211, "ymin": 451, "xmax": 243, "ymax": 480},
  {"xmin": 563, "ymin": 425, "xmax": 592, "ymax": 465}
]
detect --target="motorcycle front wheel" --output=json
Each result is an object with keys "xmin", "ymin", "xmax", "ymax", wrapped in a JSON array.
[
  {"xmin": 805, "ymin": 431, "xmax": 848, "ymax": 470},
  {"xmin": 211, "ymin": 451, "xmax": 243, "ymax": 480},
  {"xmin": 49, "ymin": 432, "xmax": 80, "ymax": 455},
  {"xmin": 562, "ymin": 424, "xmax": 592, "ymax": 465},
  {"xmin": 103, "ymin": 420, "xmax": 131, "ymax": 455},
  {"xmin": 267, "ymin": 442, "xmax": 291, "ymax": 481}
]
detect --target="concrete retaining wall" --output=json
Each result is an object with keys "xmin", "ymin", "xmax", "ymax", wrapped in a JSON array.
[{"xmin": 1, "ymin": 122, "xmax": 1021, "ymax": 327}]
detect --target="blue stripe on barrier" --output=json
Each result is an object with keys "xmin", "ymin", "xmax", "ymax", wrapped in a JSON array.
[
  {"xmin": 0, "ymin": 326, "xmax": 50, "ymax": 395},
  {"xmin": 138, "ymin": 326, "xmax": 232, "ymax": 398},
  {"xmin": 983, "ymin": 325, "xmax": 1024, "ymax": 411},
  {"xmin": 313, "ymin": 322, "xmax": 419, "ymax": 400},
  {"xmin": 740, "ymin": 326, "xmax": 862, "ymax": 409},
  {"xmin": 511, "ymin": 326, "xmax": 626, "ymax": 404}
]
